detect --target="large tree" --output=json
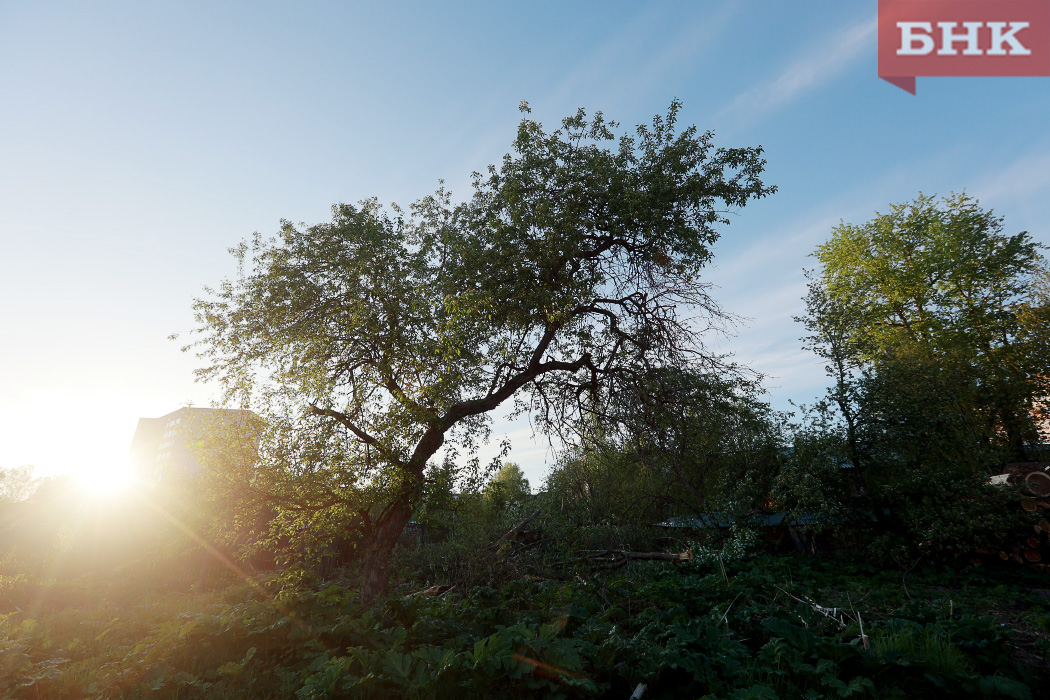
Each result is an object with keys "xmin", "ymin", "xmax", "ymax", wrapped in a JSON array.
[
  {"xmin": 807, "ymin": 192, "xmax": 1046, "ymax": 459},
  {"xmin": 187, "ymin": 102, "xmax": 774, "ymax": 601},
  {"xmin": 800, "ymin": 193, "xmax": 1048, "ymax": 552}
]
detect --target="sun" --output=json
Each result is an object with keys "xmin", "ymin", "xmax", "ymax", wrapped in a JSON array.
[{"xmin": 76, "ymin": 457, "xmax": 135, "ymax": 495}]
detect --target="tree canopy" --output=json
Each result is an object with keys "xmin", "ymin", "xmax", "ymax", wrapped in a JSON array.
[
  {"xmin": 188, "ymin": 101, "xmax": 774, "ymax": 600},
  {"xmin": 814, "ymin": 192, "xmax": 1040, "ymax": 359},
  {"xmin": 800, "ymin": 192, "xmax": 1048, "ymax": 554},
  {"xmin": 806, "ymin": 192, "xmax": 1046, "ymax": 457}
]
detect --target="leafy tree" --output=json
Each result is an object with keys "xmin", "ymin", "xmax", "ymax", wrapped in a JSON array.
[
  {"xmin": 187, "ymin": 101, "xmax": 774, "ymax": 601},
  {"xmin": 614, "ymin": 368, "xmax": 784, "ymax": 515},
  {"xmin": 541, "ymin": 368, "xmax": 784, "ymax": 543},
  {"xmin": 808, "ymin": 192, "xmax": 1046, "ymax": 460},
  {"xmin": 543, "ymin": 445, "xmax": 667, "ymax": 529},
  {"xmin": 1017, "ymin": 261, "xmax": 1050, "ymax": 445},
  {"xmin": 799, "ymin": 192, "xmax": 1047, "ymax": 555},
  {"xmin": 484, "ymin": 462, "xmax": 531, "ymax": 512},
  {"xmin": 770, "ymin": 403, "xmax": 853, "ymax": 528}
]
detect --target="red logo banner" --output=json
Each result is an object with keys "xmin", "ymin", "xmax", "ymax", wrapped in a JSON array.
[{"xmin": 878, "ymin": 0, "xmax": 1050, "ymax": 93}]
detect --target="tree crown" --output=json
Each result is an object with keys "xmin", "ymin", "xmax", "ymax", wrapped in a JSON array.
[{"xmin": 187, "ymin": 102, "xmax": 774, "ymax": 512}]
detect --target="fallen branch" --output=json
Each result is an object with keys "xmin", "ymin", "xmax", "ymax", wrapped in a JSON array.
[
  {"xmin": 582, "ymin": 549, "xmax": 693, "ymax": 570},
  {"xmin": 408, "ymin": 584, "xmax": 455, "ymax": 599},
  {"xmin": 776, "ymin": 586, "xmax": 851, "ymax": 630},
  {"xmin": 718, "ymin": 592, "xmax": 743, "ymax": 633},
  {"xmin": 848, "ymin": 593, "xmax": 870, "ymax": 650},
  {"xmin": 494, "ymin": 510, "xmax": 541, "ymax": 547}
]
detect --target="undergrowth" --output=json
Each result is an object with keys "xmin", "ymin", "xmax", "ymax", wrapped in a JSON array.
[{"xmin": 1, "ymin": 554, "xmax": 1044, "ymax": 699}]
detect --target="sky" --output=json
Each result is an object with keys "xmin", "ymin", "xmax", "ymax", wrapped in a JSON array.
[{"xmin": 1, "ymin": 1, "xmax": 1048, "ymax": 488}]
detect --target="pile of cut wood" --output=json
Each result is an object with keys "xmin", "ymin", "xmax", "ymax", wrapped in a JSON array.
[{"xmin": 976, "ymin": 463, "xmax": 1050, "ymax": 570}]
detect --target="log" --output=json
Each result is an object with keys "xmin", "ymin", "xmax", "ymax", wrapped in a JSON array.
[
  {"xmin": 409, "ymin": 584, "xmax": 454, "ymax": 598},
  {"xmin": 623, "ymin": 550, "xmax": 693, "ymax": 562},
  {"xmin": 586, "ymin": 549, "xmax": 693, "ymax": 565},
  {"xmin": 1037, "ymin": 520, "xmax": 1050, "ymax": 534},
  {"xmin": 1022, "ymin": 499, "xmax": 1038, "ymax": 513},
  {"xmin": 1028, "ymin": 537, "xmax": 1042, "ymax": 549},
  {"xmin": 1025, "ymin": 549, "xmax": 1042, "ymax": 563},
  {"xmin": 1023, "ymin": 471, "xmax": 1050, "ymax": 497},
  {"xmin": 1009, "ymin": 553, "xmax": 1024, "ymax": 564},
  {"xmin": 494, "ymin": 510, "xmax": 541, "ymax": 546}
]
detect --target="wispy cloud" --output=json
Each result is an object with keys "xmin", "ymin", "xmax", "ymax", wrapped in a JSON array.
[
  {"xmin": 542, "ymin": 1, "xmax": 741, "ymax": 112},
  {"xmin": 448, "ymin": 1, "xmax": 743, "ymax": 186},
  {"xmin": 971, "ymin": 147, "xmax": 1050, "ymax": 211},
  {"xmin": 717, "ymin": 16, "xmax": 875, "ymax": 127}
]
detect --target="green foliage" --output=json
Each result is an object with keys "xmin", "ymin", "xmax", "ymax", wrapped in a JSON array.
[
  {"xmin": 770, "ymin": 404, "xmax": 852, "ymax": 528},
  {"xmin": 814, "ymin": 193, "xmax": 1039, "ymax": 358},
  {"xmin": 798, "ymin": 192, "xmax": 1048, "ymax": 558},
  {"xmin": 543, "ymin": 447, "xmax": 668, "ymax": 529},
  {"xmin": 185, "ymin": 101, "xmax": 774, "ymax": 599},
  {"xmin": 809, "ymin": 192, "xmax": 1047, "ymax": 458},
  {"xmin": 1, "ymin": 548, "xmax": 1045, "ymax": 699},
  {"xmin": 617, "ymin": 369, "xmax": 786, "ymax": 515},
  {"xmin": 483, "ymin": 462, "xmax": 532, "ymax": 518},
  {"xmin": 542, "ymin": 369, "xmax": 786, "ymax": 533},
  {"xmin": 686, "ymin": 524, "xmax": 761, "ymax": 569}
]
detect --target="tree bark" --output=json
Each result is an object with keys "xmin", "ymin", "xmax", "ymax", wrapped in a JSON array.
[{"xmin": 360, "ymin": 496, "xmax": 415, "ymax": 605}]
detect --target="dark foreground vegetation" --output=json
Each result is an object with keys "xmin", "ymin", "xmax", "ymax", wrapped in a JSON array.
[{"xmin": 2, "ymin": 475, "xmax": 1050, "ymax": 700}]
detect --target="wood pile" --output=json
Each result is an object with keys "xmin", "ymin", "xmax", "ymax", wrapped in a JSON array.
[{"xmin": 976, "ymin": 463, "xmax": 1050, "ymax": 571}]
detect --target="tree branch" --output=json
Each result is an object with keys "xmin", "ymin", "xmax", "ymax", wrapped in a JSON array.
[{"xmin": 308, "ymin": 403, "xmax": 404, "ymax": 468}]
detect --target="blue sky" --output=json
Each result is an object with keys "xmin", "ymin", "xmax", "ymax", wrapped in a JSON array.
[{"xmin": 2, "ymin": 1, "xmax": 1048, "ymax": 487}]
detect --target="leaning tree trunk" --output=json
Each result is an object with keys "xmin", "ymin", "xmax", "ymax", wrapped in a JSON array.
[
  {"xmin": 357, "ymin": 453, "xmax": 434, "ymax": 604},
  {"xmin": 357, "ymin": 426, "xmax": 448, "ymax": 603},
  {"xmin": 360, "ymin": 496, "xmax": 415, "ymax": 604}
]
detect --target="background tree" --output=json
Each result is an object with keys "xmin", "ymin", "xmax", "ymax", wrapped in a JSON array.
[
  {"xmin": 187, "ymin": 101, "xmax": 774, "ymax": 601},
  {"xmin": 614, "ymin": 368, "xmax": 784, "ymax": 516},
  {"xmin": 544, "ymin": 367, "xmax": 784, "ymax": 530},
  {"xmin": 0, "ymin": 464, "xmax": 37, "ymax": 503},
  {"xmin": 542, "ymin": 445, "xmax": 667, "ymax": 530},
  {"xmin": 799, "ymin": 192, "xmax": 1046, "ymax": 556},
  {"xmin": 770, "ymin": 403, "xmax": 853, "ymax": 531},
  {"xmin": 810, "ymin": 192, "xmax": 1045, "ymax": 460},
  {"xmin": 483, "ymin": 462, "xmax": 531, "ymax": 515},
  {"xmin": 1017, "ymin": 261, "xmax": 1050, "ymax": 446}
]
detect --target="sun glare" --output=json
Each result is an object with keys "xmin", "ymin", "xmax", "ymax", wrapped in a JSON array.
[
  {"xmin": 76, "ymin": 458, "xmax": 135, "ymax": 495},
  {"xmin": 0, "ymin": 390, "xmax": 145, "ymax": 497}
]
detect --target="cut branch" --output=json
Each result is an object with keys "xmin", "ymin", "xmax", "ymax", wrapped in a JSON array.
[{"xmin": 494, "ymin": 510, "xmax": 541, "ymax": 547}]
